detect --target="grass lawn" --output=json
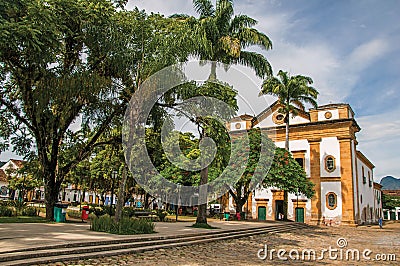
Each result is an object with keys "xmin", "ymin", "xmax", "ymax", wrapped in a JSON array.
[{"xmin": 0, "ymin": 216, "xmax": 48, "ymax": 223}]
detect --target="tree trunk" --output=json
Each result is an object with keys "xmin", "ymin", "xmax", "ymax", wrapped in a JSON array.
[
  {"xmin": 208, "ymin": 61, "xmax": 217, "ymax": 81},
  {"xmin": 285, "ymin": 120, "xmax": 289, "ymax": 150},
  {"xmin": 196, "ymin": 166, "xmax": 208, "ymax": 224},
  {"xmin": 283, "ymin": 190, "xmax": 288, "ymax": 221},
  {"xmin": 115, "ymin": 166, "xmax": 127, "ymax": 223},
  {"xmin": 44, "ymin": 180, "xmax": 59, "ymax": 221}
]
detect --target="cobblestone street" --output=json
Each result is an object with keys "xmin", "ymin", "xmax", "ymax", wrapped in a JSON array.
[{"xmin": 45, "ymin": 222, "xmax": 400, "ymax": 266}]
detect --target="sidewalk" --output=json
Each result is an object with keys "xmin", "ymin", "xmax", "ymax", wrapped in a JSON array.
[{"xmin": 0, "ymin": 219, "xmax": 276, "ymax": 254}]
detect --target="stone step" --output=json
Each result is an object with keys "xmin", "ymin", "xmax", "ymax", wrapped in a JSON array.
[{"xmin": 0, "ymin": 223, "xmax": 308, "ymax": 266}]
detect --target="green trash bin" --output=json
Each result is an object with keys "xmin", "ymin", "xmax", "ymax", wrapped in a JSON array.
[
  {"xmin": 54, "ymin": 203, "xmax": 68, "ymax": 222},
  {"xmin": 224, "ymin": 212, "xmax": 230, "ymax": 221},
  {"xmin": 193, "ymin": 210, "xmax": 198, "ymax": 216}
]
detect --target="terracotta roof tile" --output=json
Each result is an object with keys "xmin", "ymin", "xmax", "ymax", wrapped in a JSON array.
[{"xmin": 0, "ymin": 169, "xmax": 7, "ymax": 182}]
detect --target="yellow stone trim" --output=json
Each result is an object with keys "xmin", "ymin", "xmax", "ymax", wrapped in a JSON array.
[{"xmin": 272, "ymin": 112, "xmax": 285, "ymax": 125}]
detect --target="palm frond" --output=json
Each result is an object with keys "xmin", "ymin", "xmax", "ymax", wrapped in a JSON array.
[
  {"xmin": 237, "ymin": 51, "xmax": 272, "ymax": 78},
  {"xmin": 230, "ymin": 15, "xmax": 257, "ymax": 33},
  {"xmin": 237, "ymin": 28, "xmax": 272, "ymax": 50},
  {"xmin": 215, "ymin": 0, "xmax": 234, "ymax": 33},
  {"xmin": 193, "ymin": 0, "xmax": 215, "ymax": 18}
]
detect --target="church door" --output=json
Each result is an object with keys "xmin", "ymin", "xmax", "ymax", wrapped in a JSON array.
[
  {"xmin": 295, "ymin": 207, "xmax": 304, "ymax": 223},
  {"xmin": 258, "ymin": 206, "xmax": 266, "ymax": 221}
]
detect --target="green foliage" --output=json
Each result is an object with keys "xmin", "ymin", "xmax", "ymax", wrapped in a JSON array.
[
  {"xmin": 90, "ymin": 215, "xmax": 155, "ymax": 235},
  {"xmin": 227, "ymin": 128, "xmax": 275, "ymax": 212},
  {"xmin": 89, "ymin": 206, "xmax": 106, "ymax": 217},
  {"xmin": 260, "ymin": 70, "xmax": 318, "ymax": 150},
  {"xmin": 155, "ymin": 209, "xmax": 168, "ymax": 222},
  {"xmin": 0, "ymin": 0, "xmax": 194, "ymax": 220},
  {"xmin": 0, "ymin": 206, "xmax": 13, "ymax": 217},
  {"xmin": 382, "ymin": 194, "xmax": 400, "ymax": 209},
  {"xmin": 21, "ymin": 206, "xmax": 37, "ymax": 216},
  {"xmin": 264, "ymin": 148, "xmax": 315, "ymax": 198},
  {"xmin": 67, "ymin": 210, "xmax": 82, "ymax": 219},
  {"xmin": 122, "ymin": 207, "xmax": 136, "ymax": 218},
  {"xmin": 183, "ymin": 0, "xmax": 273, "ymax": 78}
]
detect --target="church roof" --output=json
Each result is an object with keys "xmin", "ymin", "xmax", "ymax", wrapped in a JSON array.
[
  {"xmin": 254, "ymin": 100, "xmax": 310, "ymax": 125},
  {"xmin": 10, "ymin": 159, "xmax": 25, "ymax": 169}
]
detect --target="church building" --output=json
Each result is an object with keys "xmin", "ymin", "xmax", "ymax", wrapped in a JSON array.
[{"xmin": 227, "ymin": 102, "xmax": 383, "ymax": 226}]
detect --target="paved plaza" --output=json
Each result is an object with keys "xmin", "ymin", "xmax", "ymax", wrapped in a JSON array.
[
  {"xmin": 1, "ymin": 219, "xmax": 399, "ymax": 265},
  {"xmin": 0, "ymin": 219, "xmax": 275, "ymax": 253},
  {"xmin": 40, "ymin": 222, "xmax": 400, "ymax": 266}
]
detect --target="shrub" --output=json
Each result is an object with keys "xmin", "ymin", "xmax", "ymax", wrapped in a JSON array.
[
  {"xmin": 102, "ymin": 205, "xmax": 115, "ymax": 216},
  {"xmin": 67, "ymin": 210, "xmax": 81, "ymax": 219},
  {"xmin": 90, "ymin": 215, "xmax": 155, "ymax": 235},
  {"xmin": 122, "ymin": 207, "xmax": 136, "ymax": 218},
  {"xmin": 0, "ymin": 206, "xmax": 13, "ymax": 217},
  {"xmin": 21, "ymin": 206, "xmax": 37, "ymax": 216},
  {"xmin": 155, "ymin": 210, "xmax": 168, "ymax": 222},
  {"xmin": 89, "ymin": 206, "xmax": 105, "ymax": 217}
]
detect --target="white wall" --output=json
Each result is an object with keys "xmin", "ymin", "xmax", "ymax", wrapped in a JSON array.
[
  {"xmin": 320, "ymin": 137, "xmax": 341, "ymax": 177},
  {"xmin": 356, "ymin": 158, "xmax": 375, "ymax": 224},
  {"xmin": 275, "ymin": 140, "xmax": 311, "ymax": 177},
  {"xmin": 230, "ymin": 121, "xmax": 246, "ymax": 131},
  {"xmin": 321, "ymin": 181, "xmax": 342, "ymax": 222},
  {"xmin": 318, "ymin": 109, "xmax": 339, "ymax": 121},
  {"xmin": 255, "ymin": 112, "xmax": 309, "ymax": 128}
]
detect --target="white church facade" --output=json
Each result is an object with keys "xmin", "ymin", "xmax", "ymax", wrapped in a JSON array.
[{"xmin": 226, "ymin": 102, "xmax": 383, "ymax": 226}]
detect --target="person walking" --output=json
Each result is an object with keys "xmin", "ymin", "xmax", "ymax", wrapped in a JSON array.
[{"xmin": 378, "ymin": 217, "xmax": 383, "ymax": 229}]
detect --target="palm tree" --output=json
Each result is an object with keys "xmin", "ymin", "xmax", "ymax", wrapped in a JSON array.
[
  {"xmin": 260, "ymin": 70, "xmax": 318, "ymax": 150},
  {"xmin": 192, "ymin": 0, "xmax": 273, "ymax": 80},
  {"xmin": 171, "ymin": 0, "xmax": 273, "ymax": 224},
  {"xmin": 259, "ymin": 70, "xmax": 318, "ymax": 220},
  {"xmin": 179, "ymin": 0, "xmax": 273, "ymax": 225}
]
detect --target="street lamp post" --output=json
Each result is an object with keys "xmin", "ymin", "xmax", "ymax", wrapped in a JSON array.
[{"xmin": 175, "ymin": 184, "xmax": 181, "ymax": 222}]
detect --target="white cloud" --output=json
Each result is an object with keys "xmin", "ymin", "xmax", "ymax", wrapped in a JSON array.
[
  {"xmin": 357, "ymin": 107, "xmax": 400, "ymax": 180},
  {"xmin": 347, "ymin": 38, "xmax": 390, "ymax": 72}
]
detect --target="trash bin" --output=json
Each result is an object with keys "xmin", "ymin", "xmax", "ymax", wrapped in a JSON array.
[
  {"xmin": 54, "ymin": 203, "xmax": 68, "ymax": 222},
  {"xmin": 236, "ymin": 212, "xmax": 241, "ymax": 220},
  {"xmin": 193, "ymin": 209, "xmax": 198, "ymax": 216},
  {"xmin": 224, "ymin": 212, "xmax": 230, "ymax": 221},
  {"xmin": 81, "ymin": 206, "xmax": 89, "ymax": 221}
]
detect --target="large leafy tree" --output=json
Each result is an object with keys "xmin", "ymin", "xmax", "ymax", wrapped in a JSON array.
[
  {"xmin": 263, "ymin": 148, "xmax": 315, "ymax": 220},
  {"xmin": 227, "ymin": 128, "xmax": 275, "ymax": 214},
  {"xmin": 0, "ymin": 0, "xmax": 193, "ymax": 220},
  {"xmin": 259, "ymin": 70, "xmax": 318, "ymax": 150}
]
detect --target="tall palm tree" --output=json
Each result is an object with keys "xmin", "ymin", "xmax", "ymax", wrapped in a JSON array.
[
  {"xmin": 260, "ymin": 70, "xmax": 318, "ymax": 150},
  {"xmin": 172, "ymin": 0, "xmax": 273, "ymax": 224},
  {"xmin": 192, "ymin": 0, "xmax": 273, "ymax": 80},
  {"xmin": 260, "ymin": 70, "xmax": 318, "ymax": 221}
]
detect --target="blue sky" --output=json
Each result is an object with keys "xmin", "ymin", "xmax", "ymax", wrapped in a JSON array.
[
  {"xmin": 1, "ymin": 0, "xmax": 399, "ymax": 181},
  {"xmin": 126, "ymin": 0, "xmax": 400, "ymax": 180}
]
